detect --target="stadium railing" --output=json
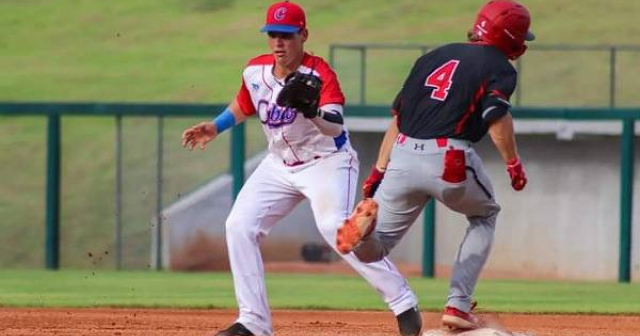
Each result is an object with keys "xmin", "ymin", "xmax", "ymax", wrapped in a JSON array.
[
  {"xmin": 328, "ymin": 44, "xmax": 640, "ymax": 107},
  {"xmin": 0, "ymin": 103, "xmax": 636, "ymax": 283}
]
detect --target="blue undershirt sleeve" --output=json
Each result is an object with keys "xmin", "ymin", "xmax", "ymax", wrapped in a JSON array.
[{"xmin": 212, "ymin": 107, "xmax": 236, "ymax": 133}]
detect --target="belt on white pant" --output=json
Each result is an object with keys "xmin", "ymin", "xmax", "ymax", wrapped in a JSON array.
[
  {"xmin": 283, "ymin": 155, "xmax": 321, "ymax": 167},
  {"xmin": 395, "ymin": 134, "xmax": 471, "ymax": 154}
]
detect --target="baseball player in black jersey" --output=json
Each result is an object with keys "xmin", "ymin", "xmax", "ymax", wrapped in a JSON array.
[{"xmin": 337, "ymin": 0, "xmax": 533, "ymax": 331}]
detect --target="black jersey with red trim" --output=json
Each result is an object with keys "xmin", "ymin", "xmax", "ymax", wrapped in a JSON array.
[{"xmin": 392, "ymin": 43, "xmax": 517, "ymax": 142}]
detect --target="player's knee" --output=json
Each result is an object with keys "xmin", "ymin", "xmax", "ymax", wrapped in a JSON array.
[
  {"xmin": 467, "ymin": 202, "xmax": 501, "ymax": 220},
  {"xmin": 483, "ymin": 203, "xmax": 501, "ymax": 219},
  {"xmin": 316, "ymin": 217, "xmax": 343, "ymax": 241},
  {"xmin": 468, "ymin": 210, "xmax": 499, "ymax": 230},
  {"xmin": 225, "ymin": 214, "xmax": 258, "ymax": 242},
  {"xmin": 353, "ymin": 248, "xmax": 385, "ymax": 263},
  {"xmin": 351, "ymin": 238, "xmax": 390, "ymax": 263}
]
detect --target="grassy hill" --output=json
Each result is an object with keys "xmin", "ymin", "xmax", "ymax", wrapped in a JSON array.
[
  {"xmin": 2, "ymin": 0, "xmax": 640, "ymax": 102},
  {"xmin": 1, "ymin": 0, "xmax": 639, "ymax": 268}
]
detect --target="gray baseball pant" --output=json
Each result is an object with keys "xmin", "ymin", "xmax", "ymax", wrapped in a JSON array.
[{"xmin": 353, "ymin": 136, "xmax": 501, "ymax": 313}]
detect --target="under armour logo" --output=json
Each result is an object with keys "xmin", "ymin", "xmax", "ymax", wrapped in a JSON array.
[
  {"xmin": 251, "ymin": 83, "xmax": 260, "ymax": 91},
  {"xmin": 414, "ymin": 143, "xmax": 425, "ymax": 151}
]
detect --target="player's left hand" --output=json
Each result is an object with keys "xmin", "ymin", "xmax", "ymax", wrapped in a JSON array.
[
  {"xmin": 276, "ymin": 71, "xmax": 322, "ymax": 118},
  {"xmin": 506, "ymin": 158, "xmax": 527, "ymax": 191},
  {"xmin": 362, "ymin": 165, "xmax": 386, "ymax": 198},
  {"xmin": 181, "ymin": 122, "xmax": 217, "ymax": 150}
]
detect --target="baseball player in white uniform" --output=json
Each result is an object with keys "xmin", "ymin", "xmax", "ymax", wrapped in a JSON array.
[{"xmin": 181, "ymin": 2, "xmax": 420, "ymax": 336}]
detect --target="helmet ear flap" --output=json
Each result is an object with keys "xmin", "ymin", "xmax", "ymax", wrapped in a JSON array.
[
  {"xmin": 467, "ymin": 29, "xmax": 482, "ymax": 42},
  {"xmin": 508, "ymin": 43, "xmax": 527, "ymax": 60}
]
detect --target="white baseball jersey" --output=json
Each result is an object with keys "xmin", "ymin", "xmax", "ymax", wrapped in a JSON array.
[
  {"xmin": 235, "ymin": 53, "xmax": 349, "ymax": 166},
  {"xmin": 223, "ymin": 52, "xmax": 418, "ymax": 336}
]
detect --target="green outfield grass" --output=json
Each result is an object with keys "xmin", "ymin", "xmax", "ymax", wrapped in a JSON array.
[
  {"xmin": 0, "ymin": 270, "xmax": 638, "ymax": 314},
  {"xmin": 2, "ymin": 0, "xmax": 640, "ymax": 268}
]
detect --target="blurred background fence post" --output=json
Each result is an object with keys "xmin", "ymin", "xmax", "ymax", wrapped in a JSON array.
[
  {"xmin": 610, "ymin": 47, "xmax": 616, "ymax": 108},
  {"xmin": 45, "ymin": 111, "xmax": 61, "ymax": 270},
  {"xmin": 359, "ymin": 46, "xmax": 366, "ymax": 104},
  {"xmin": 422, "ymin": 200, "xmax": 436, "ymax": 278},
  {"xmin": 231, "ymin": 123, "xmax": 245, "ymax": 200},
  {"xmin": 154, "ymin": 116, "xmax": 165, "ymax": 270},
  {"xmin": 619, "ymin": 119, "xmax": 635, "ymax": 282},
  {"xmin": 114, "ymin": 114, "xmax": 123, "ymax": 270}
]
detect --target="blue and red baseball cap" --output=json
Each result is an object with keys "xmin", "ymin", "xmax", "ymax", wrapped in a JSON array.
[{"xmin": 260, "ymin": 1, "xmax": 306, "ymax": 33}]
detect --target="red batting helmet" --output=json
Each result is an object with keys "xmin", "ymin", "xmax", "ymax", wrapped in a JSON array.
[{"xmin": 472, "ymin": 0, "xmax": 534, "ymax": 60}]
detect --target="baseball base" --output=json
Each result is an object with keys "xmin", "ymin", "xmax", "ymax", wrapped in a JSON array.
[{"xmin": 422, "ymin": 327, "xmax": 532, "ymax": 336}]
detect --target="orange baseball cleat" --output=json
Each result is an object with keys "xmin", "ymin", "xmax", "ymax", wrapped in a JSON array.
[{"xmin": 336, "ymin": 199, "xmax": 378, "ymax": 254}]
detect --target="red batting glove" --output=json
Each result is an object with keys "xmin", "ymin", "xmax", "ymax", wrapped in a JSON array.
[
  {"xmin": 362, "ymin": 166, "xmax": 385, "ymax": 198},
  {"xmin": 506, "ymin": 158, "xmax": 527, "ymax": 191}
]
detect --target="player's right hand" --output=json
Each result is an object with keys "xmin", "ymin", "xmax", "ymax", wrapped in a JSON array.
[
  {"xmin": 181, "ymin": 121, "xmax": 217, "ymax": 150},
  {"xmin": 506, "ymin": 158, "xmax": 527, "ymax": 191},
  {"xmin": 362, "ymin": 165, "xmax": 386, "ymax": 198}
]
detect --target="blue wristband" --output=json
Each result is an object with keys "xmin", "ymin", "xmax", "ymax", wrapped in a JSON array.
[{"xmin": 213, "ymin": 108, "xmax": 236, "ymax": 134}]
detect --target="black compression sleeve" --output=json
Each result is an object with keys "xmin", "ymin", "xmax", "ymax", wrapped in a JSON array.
[{"xmin": 320, "ymin": 110, "xmax": 344, "ymax": 125}]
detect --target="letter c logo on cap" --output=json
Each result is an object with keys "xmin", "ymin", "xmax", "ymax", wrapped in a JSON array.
[{"xmin": 274, "ymin": 7, "xmax": 287, "ymax": 21}]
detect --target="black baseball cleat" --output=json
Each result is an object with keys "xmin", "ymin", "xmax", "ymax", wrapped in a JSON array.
[
  {"xmin": 396, "ymin": 306, "xmax": 422, "ymax": 336},
  {"xmin": 214, "ymin": 322, "xmax": 255, "ymax": 336}
]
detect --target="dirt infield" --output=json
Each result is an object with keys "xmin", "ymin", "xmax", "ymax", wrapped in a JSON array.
[{"xmin": 1, "ymin": 308, "xmax": 639, "ymax": 336}]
